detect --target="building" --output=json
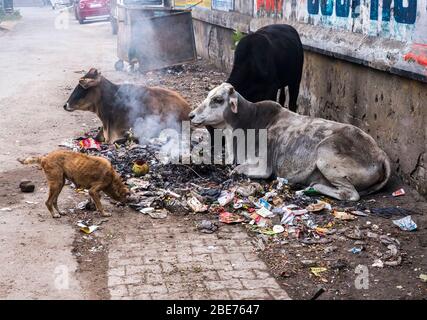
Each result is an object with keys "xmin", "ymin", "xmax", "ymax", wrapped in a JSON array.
[
  {"xmin": 1, "ymin": 0, "xmax": 14, "ymax": 12},
  {"xmin": 179, "ymin": 0, "xmax": 426, "ymax": 196}
]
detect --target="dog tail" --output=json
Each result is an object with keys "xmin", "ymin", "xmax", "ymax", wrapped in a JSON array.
[{"xmin": 18, "ymin": 156, "xmax": 43, "ymax": 166}]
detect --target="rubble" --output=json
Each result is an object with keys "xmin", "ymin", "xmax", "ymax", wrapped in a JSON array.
[
  {"xmin": 19, "ymin": 180, "xmax": 35, "ymax": 193},
  {"xmin": 62, "ymin": 114, "xmax": 421, "ymax": 298},
  {"xmin": 196, "ymin": 220, "xmax": 218, "ymax": 233}
]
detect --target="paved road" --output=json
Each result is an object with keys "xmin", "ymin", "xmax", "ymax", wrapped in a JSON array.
[
  {"xmin": 0, "ymin": 7, "xmax": 116, "ymax": 299},
  {"xmin": 0, "ymin": 8, "xmax": 290, "ymax": 300}
]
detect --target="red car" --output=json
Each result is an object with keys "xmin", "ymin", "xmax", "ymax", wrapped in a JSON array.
[{"xmin": 74, "ymin": 0, "xmax": 111, "ymax": 24}]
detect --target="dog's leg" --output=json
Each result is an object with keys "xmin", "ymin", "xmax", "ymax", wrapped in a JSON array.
[
  {"xmin": 89, "ymin": 185, "xmax": 111, "ymax": 217},
  {"xmin": 46, "ymin": 181, "xmax": 63, "ymax": 218},
  {"xmin": 53, "ymin": 178, "xmax": 66, "ymax": 216}
]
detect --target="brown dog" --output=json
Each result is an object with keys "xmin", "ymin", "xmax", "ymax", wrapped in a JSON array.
[{"xmin": 31, "ymin": 150, "xmax": 129, "ymax": 218}]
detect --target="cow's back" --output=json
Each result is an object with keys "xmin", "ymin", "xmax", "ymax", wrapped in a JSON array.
[
  {"xmin": 227, "ymin": 24, "xmax": 304, "ymax": 104},
  {"xmin": 269, "ymin": 111, "xmax": 349, "ymax": 181},
  {"xmin": 256, "ymin": 24, "xmax": 304, "ymax": 82},
  {"xmin": 114, "ymin": 84, "xmax": 190, "ymax": 121},
  {"xmin": 143, "ymin": 87, "xmax": 191, "ymax": 121}
]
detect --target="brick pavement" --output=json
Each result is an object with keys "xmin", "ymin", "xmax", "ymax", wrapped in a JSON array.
[{"xmin": 107, "ymin": 215, "xmax": 290, "ymax": 300}]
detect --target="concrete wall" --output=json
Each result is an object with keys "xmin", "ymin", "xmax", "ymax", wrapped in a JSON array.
[
  {"xmin": 187, "ymin": 0, "xmax": 426, "ymax": 196},
  {"xmin": 299, "ymin": 51, "xmax": 426, "ymax": 196}
]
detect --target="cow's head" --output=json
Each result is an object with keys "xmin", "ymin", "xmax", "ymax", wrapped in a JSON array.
[
  {"xmin": 189, "ymin": 83, "xmax": 238, "ymax": 128},
  {"xmin": 64, "ymin": 68, "xmax": 102, "ymax": 112}
]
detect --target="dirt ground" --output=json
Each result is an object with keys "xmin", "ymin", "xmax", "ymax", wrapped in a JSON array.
[{"xmin": 0, "ymin": 7, "xmax": 426, "ymax": 300}]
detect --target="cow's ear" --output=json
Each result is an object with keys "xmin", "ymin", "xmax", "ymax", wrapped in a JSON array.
[
  {"xmin": 230, "ymin": 96, "xmax": 238, "ymax": 113},
  {"xmin": 79, "ymin": 76, "xmax": 101, "ymax": 89}
]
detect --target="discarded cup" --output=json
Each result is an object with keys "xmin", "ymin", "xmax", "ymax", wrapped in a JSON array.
[{"xmin": 272, "ymin": 225, "xmax": 285, "ymax": 234}]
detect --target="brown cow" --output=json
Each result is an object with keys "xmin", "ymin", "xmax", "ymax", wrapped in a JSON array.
[{"xmin": 64, "ymin": 68, "xmax": 191, "ymax": 143}]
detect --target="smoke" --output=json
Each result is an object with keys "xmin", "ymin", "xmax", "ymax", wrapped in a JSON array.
[
  {"xmin": 112, "ymin": 10, "xmax": 190, "ymax": 158},
  {"xmin": 129, "ymin": 10, "xmax": 173, "ymax": 72},
  {"xmin": 133, "ymin": 113, "xmax": 181, "ymax": 144}
]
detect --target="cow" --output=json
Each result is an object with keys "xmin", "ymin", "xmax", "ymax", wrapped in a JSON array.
[
  {"xmin": 189, "ymin": 83, "xmax": 391, "ymax": 201},
  {"xmin": 227, "ymin": 24, "xmax": 304, "ymax": 112},
  {"xmin": 64, "ymin": 68, "xmax": 191, "ymax": 143}
]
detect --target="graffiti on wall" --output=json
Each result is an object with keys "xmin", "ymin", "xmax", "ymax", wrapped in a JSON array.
[
  {"xmin": 174, "ymin": 0, "xmax": 211, "ymax": 9},
  {"xmin": 276, "ymin": 1, "xmax": 427, "ymax": 44},
  {"xmin": 255, "ymin": 0, "xmax": 284, "ymax": 17},
  {"xmin": 212, "ymin": 0, "xmax": 234, "ymax": 11},
  {"xmin": 306, "ymin": 0, "xmax": 417, "ymax": 24}
]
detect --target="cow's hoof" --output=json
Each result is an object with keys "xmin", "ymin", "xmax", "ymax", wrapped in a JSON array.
[
  {"xmin": 101, "ymin": 212, "xmax": 112, "ymax": 217},
  {"xmin": 52, "ymin": 213, "xmax": 61, "ymax": 218}
]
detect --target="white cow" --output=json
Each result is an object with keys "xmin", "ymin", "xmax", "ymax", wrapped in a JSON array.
[{"xmin": 189, "ymin": 83, "xmax": 391, "ymax": 201}]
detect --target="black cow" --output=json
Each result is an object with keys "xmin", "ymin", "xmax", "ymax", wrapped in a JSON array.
[{"xmin": 227, "ymin": 24, "xmax": 304, "ymax": 112}]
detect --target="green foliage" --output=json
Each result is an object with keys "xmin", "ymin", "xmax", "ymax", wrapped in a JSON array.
[
  {"xmin": 231, "ymin": 30, "xmax": 245, "ymax": 50},
  {"xmin": 0, "ymin": 9, "xmax": 22, "ymax": 23}
]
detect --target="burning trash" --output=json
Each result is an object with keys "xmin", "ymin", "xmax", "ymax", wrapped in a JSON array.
[{"xmin": 56, "ymin": 122, "xmax": 420, "ymax": 293}]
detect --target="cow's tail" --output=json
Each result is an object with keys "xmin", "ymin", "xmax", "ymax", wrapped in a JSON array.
[{"xmin": 359, "ymin": 152, "xmax": 391, "ymax": 196}]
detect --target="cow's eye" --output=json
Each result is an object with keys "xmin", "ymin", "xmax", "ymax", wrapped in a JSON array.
[{"xmin": 213, "ymin": 97, "xmax": 224, "ymax": 104}]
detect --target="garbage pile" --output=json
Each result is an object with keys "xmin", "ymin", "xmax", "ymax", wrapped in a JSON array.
[{"xmin": 62, "ymin": 131, "xmax": 418, "ymax": 270}]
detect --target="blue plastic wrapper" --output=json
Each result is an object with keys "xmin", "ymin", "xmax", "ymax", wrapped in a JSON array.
[{"xmin": 392, "ymin": 215, "xmax": 417, "ymax": 231}]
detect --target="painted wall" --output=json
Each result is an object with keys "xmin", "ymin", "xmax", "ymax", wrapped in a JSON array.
[
  {"xmin": 174, "ymin": 0, "xmax": 212, "ymax": 8},
  {"xmin": 276, "ymin": 0, "xmax": 427, "ymax": 43},
  {"xmin": 191, "ymin": 1, "xmax": 426, "ymax": 196},
  {"xmin": 253, "ymin": 0, "xmax": 427, "ymax": 72}
]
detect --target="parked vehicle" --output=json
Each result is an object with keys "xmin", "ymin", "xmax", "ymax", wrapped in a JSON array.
[
  {"xmin": 50, "ymin": 0, "xmax": 73, "ymax": 10},
  {"xmin": 74, "ymin": 0, "xmax": 111, "ymax": 24},
  {"xmin": 110, "ymin": 0, "xmax": 164, "ymax": 35}
]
